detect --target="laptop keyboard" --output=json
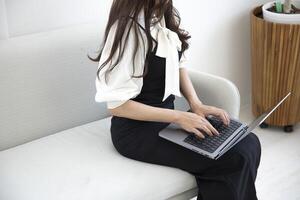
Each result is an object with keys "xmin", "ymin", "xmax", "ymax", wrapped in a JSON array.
[{"xmin": 183, "ymin": 116, "xmax": 242, "ymax": 153}]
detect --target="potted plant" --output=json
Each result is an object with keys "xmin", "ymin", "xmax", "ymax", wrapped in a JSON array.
[{"xmin": 262, "ymin": 0, "xmax": 300, "ymax": 24}]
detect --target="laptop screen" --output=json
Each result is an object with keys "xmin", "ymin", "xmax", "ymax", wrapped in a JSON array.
[{"xmin": 246, "ymin": 92, "xmax": 291, "ymax": 131}]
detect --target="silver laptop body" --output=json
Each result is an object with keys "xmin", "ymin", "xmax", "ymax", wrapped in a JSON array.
[{"xmin": 159, "ymin": 92, "xmax": 291, "ymax": 160}]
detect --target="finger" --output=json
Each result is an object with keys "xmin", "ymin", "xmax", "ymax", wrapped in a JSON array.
[
  {"xmin": 198, "ymin": 124, "xmax": 213, "ymax": 136},
  {"xmin": 217, "ymin": 112, "xmax": 228, "ymax": 125},
  {"xmin": 192, "ymin": 128, "xmax": 205, "ymax": 139},
  {"xmin": 211, "ymin": 108, "xmax": 230, "ymax": 126},
  {"xmin": 197, "ymin": 117, "xmax": 213, "ymax": 136},
  {"xmin": 224, "ymin": 112, "xmax": 230, "ymax": 125},
  {"xmin": 220, "ymin": 112, "xmax": 228, "ymax": 126},
  {"xmin": 202, "ymin": 118, "xmax": 219, "ymax": 135}
]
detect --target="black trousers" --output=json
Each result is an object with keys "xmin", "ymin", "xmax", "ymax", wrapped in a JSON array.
[{"xmin": 110, "ymin": 101, "xmax": 261, "ymax": 200}]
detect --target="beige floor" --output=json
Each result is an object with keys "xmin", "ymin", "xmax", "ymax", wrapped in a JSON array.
[{"xmin": 191, "ymin": 104, "xmax": 300, "ymax": 200}]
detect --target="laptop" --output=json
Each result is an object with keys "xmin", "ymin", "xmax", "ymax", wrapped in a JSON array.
[{"xmin": 159, "ymin": 92, "xmax": 291, "ymax": 160}]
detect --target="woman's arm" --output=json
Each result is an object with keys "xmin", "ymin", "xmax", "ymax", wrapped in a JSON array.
[
  {"xmin": 179, "ymin": 68, "xmax": 231, "ymax": 126},
  {"xmin": 109, "ymin": 97, "xmax": 219, "ymax": 138},
  {"xmin": 179, "ymin": 68, "xmax": 203, "ymax": 108},
  {"xmin": 108, "ymin": 100, "xmax": 180, "ymax": 123},
  {"xmin": 108, "ymin": 68, "xmax": 226, "ymax": 138},
  {"xmin": 108, "ymin": 67, "xmax": 199, "ymax": 123}
]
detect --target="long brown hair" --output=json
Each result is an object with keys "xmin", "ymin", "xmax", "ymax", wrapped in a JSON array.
[{"xmin": 89, "ymin": 0, "xmax": 191, "ymax": 84}]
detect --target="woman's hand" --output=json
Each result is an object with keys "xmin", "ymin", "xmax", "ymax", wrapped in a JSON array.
[
  {"xmin": 174, "ymin": 110, "xmax": 220, "ymax": 139},
  {"xmin": 190, "ymin": 99, "xmax": 231, "ymax": 126}
]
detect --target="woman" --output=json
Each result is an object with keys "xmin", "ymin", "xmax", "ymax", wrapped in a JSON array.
[{"xmin": 90, "ymin": 0, "xmax": 261, "ymax": 199}]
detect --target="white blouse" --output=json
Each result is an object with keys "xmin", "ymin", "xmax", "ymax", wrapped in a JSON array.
[{"xmin": 95, "ymin": 9, "xmax": 188, "ymax": 109}]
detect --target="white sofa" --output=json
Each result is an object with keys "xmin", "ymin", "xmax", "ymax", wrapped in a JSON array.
[{"xmin": 0, "ymin": 23, "xmax": 240, "ymax": 200}]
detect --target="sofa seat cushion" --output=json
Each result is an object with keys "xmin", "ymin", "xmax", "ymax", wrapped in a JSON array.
[{"xmin": 0, "ymin": 117, "xmax": 197, "ymax": 200}]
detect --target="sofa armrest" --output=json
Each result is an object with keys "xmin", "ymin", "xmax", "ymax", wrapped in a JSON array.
[{"xmin": 175, "ymin": 68, "xmax": 241, "ymax": 119}]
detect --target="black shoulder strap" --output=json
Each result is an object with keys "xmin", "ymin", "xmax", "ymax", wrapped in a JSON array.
[
  {"xmin": 128, "ymin": 16, "xmax": 146, "ymax": 31},
  {"xmin": 127, "ymin": 16, "xmax": 158, "ymax": 44}
]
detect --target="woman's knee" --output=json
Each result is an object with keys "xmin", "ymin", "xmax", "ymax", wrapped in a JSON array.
[
  {"xmin": 248, "ymin": 132, "xmax": 262, "ymax": 167},
  {"xmin": 235, "ymin": 132, "xmax": 262, "ymax": 168},
  {"xmin": 227, "ymin": 132, "xmax": 261, "ymax": 160},
  {"xmin": 248, "ymin": 132, "xmax": 261, "ymax": 154},
  {"xmin": 236, "ymin": 132, "xmax": 261, "ymax": 150}
]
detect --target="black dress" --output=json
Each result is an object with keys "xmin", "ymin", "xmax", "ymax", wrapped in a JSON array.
[{"xmin": 110, "ymin": 23, "xmax": 261, "ymax": 200}]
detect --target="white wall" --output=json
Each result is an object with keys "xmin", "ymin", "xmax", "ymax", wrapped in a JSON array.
[
  {"xmin": 0, "ymin": 0, "xmax": 8, "ymax": 39},
  {"xmin": 174, "ymin": 0, "xmax": 269, "ymax": 107},
  {"xmin": 1, "ymin": 0, "xmax": 112, "ymax": 37},
  {"xmin": 0, "ymin": 0, "xmax": 269, "ymax": 107}
]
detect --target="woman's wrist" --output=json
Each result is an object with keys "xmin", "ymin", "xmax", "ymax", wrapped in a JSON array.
[
  {"xmin": 188, "ymin": 98, "xmax": 203, "ymax": 110},
  {"xmin": 172, "ymin": 110, "xmax": 184, "ymax": 124},
  {"xmin": 171, "ymin": 98, "xmax": 203, "ymax": 124}
]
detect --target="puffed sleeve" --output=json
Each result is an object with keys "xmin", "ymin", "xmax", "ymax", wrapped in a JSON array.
[
  {"xmin": 179, "ymin": 50, "xmax": 188, "ymax": 68},
  {"xmin": 95, "ymin": 20, "xmax": 146, "ymax": 109}
]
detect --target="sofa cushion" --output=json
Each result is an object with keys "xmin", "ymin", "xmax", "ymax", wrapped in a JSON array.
[{"xmin": 0, "ymin": 117, "xmax": 197, "ymax": 200}]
